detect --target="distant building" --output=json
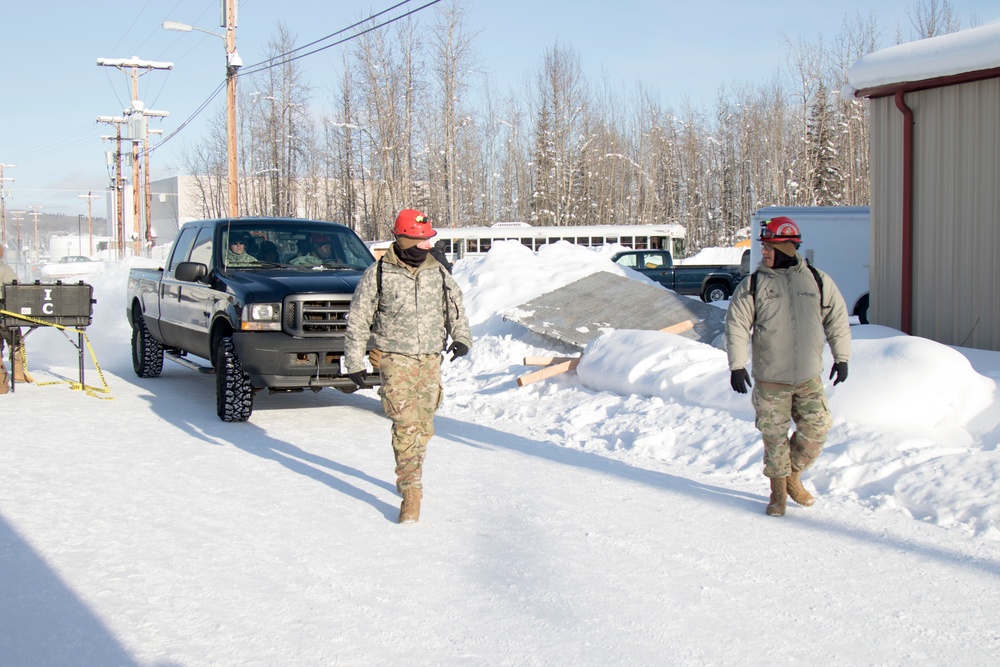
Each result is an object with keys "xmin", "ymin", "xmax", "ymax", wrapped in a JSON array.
[{"xmin": 847, "ymin": 23, "xmax": 1000, "ymax": 351}]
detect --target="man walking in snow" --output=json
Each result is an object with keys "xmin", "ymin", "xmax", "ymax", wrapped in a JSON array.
[
  {"xmin": 725, "ymin": 216, "xmax": 851, "ymax": 516},
  {"xmin": 343, "ymin": 209, "xmax": 472, "ymax": 524}
]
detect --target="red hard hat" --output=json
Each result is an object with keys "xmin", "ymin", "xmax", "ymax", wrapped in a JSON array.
[
  {"xmin": 392, "ymin": 209, "xmax": 436, "ymax": 239},
  {"xmin": 759, "ymin": 216, "xmax": 801, "ymax": 244}
]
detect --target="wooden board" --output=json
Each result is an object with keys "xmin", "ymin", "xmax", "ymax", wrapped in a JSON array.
[
  {"xmin": 504, "ymin": 271, "xmax": 727, "ymax": 349},
  {"xmin": 516, "ymin": 359, "xmax": 581, "ymax": 386}
]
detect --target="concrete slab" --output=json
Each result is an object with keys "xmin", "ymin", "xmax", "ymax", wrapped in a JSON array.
[{"xmin": 504, "ymin": 271, "xmax": 728, "ymax": 349}]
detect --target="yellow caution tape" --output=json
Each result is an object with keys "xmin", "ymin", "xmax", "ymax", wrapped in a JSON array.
[{"xmin": 0, "ymin": 309, "xmax": 113, "ymax": 399}]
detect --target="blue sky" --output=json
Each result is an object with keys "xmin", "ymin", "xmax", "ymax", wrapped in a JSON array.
[{"xmin": 1, "ymin": 0, "xmax": 997, "ymax": 219}]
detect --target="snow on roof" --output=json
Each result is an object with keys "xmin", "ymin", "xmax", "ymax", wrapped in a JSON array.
[{"xmin": 845, "ymin": 22, "xmax": 1000, "ymax": 97}]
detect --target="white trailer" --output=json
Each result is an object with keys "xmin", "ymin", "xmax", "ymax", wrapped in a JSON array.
[{"xmin": 750, "ymin": 206, "xmax": 871, "ymax": 323}]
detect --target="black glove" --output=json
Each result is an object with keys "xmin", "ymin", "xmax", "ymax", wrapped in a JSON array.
[
  {"xmin": 347, "ymin": 371, "xmax": 367, "ymax": 390},
  {"xmin": 730, "ymin": 368, "xmax": 752, "ymax": 394},
  {"xmin": 447, "ymin": 341, "xmax": 469, "ymax": 361},
  {"xmin": 829, "ymin": 361, "xmax": 848, "ymax": 385}
]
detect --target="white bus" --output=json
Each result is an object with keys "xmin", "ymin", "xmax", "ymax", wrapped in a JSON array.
[{"xmin": 370, "ymin": 222, "xmax": 687, "ymax": 262}]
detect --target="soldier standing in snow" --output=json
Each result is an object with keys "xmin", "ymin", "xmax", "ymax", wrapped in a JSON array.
[
  {"xmin": 344, "ymin": 209, "xmax": 472, "ymax": 524},
  {"xmin": 724, "ymin": 216, "xmax": 851, "ymax": 517}
]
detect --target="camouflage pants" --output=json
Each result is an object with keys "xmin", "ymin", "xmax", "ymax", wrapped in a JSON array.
[
  {"xmin": 751, "ymin": 376, "xmax": 832, "ymax": 479},
  {"xmin": 378, "ymin": 352, "xmax": 443, "ymax": 493}
]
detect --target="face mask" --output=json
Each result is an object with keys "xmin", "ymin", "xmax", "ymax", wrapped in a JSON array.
[
  {"xmin": 396, "ymin": 243, "xmax": 429, "ymax": 267},
  {"xmin": 771, "ymin": 249, "xmax": 798, "ymax": 269}
]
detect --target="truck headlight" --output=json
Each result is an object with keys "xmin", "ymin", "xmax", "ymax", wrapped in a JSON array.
[{"xmin": 241, "ymin": 302, "xmax": 282, "ymax": 331}]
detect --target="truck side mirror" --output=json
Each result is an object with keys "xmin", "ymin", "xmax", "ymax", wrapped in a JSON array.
[{"xmin": 175, "ymin": 261, "xmax": 208, "ymax": 283}]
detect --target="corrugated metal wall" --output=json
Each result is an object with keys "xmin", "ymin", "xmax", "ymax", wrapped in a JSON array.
[{"xmin": 869, "ymin": 77, "xmax": 1000, "ymax": 351}]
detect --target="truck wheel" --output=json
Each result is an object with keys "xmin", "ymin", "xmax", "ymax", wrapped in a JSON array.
[
  {"xmin": 215, "ymin": 336, "xmax": 253, "ymax": 422},
  {"xmin": 131, "ymin": 312, "xmax": 164, "ymax": 378},
  {"xmin": 702, "ymin": 283, "xmax": 731, "ymax": 302},
  {"xmin": 855, "ymin": 294, "xmax": 870, "ymax": 324}
]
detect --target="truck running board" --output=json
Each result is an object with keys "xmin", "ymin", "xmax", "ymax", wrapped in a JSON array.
[{"xmin": 165, "ymin": 352, "xmax": 215, "ymax": 374}]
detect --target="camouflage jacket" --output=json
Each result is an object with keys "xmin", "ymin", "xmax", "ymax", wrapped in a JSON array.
[
  {"xmin": 224, "ymin": 249, "xmax": 259, "ymax": 266},
  {"xmin": 343, "ymin": 245, "xmax": 472, "ymax": 373},
  {"xmin": 725, "ymin": 254, "xmax": 850, "ymax": 385}
]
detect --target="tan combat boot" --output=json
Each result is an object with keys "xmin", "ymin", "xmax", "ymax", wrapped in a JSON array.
[
  {"xmin": 13, "ymin": 357, "xmax": 32, "ymax": 384},
  {"xmin": 786, "ymin": 469, "xmax": 815, "ymax": 507},
  {"xmin": 399, "ymin": 488, "xmax": 422, "ymax": 524},
  {"xmin": 766, "ymin": 477, "xmax": 787, "ymax": 516}
]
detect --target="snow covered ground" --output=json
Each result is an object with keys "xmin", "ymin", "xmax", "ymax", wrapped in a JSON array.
[{"xmin": 2, "ymin": 241, "xmax": 999, "ymax": 666}]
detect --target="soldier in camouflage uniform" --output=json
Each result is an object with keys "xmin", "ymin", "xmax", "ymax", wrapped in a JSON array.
[
  {"xmin": 344, "ymin": 209, "xmax": 472, "ymax": 524},
  {"xmin": 725, "ymin": 216, "xmax": 851, "ymax": 517},
  {"xmin": 224, "ymin": 232, "xmax": 259, "ymax": 266}
]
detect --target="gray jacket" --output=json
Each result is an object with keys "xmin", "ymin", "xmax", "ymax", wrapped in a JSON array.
[
  {"xmin": 725, "ymin": 255, "xmax": 851, "ymax": 385},
  {"xmin": 343, "ymin": 245, "xmax": 472, "ymax": 373}
]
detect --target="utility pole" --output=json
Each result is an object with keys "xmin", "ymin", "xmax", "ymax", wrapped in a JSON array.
[
  {"xmin": 97, "ymin": 117, "xmax": 127, "ymax": 259},
  {"xmin": 27, "ymin": 205, "xmax": 42, "ymax": 270},
  {"xmin": 0, "ymin": 163, "xmax": 14, "ymax": 249},
  {"xmin": 96, "ymin": 56, "xmax": 172, "ymax": 256},
  {"xmin": 145, "ymin": 128, "xmax": 163, "ymax": 249},
  {"xmin": 10, "ymin": 210, "xmax": 24, "ymax": 277},
  {"xmin": 224, "ymin": 0, "xmax": 241, "ymax": 218},
  {"xmin": 79, "ymin": 192, "xmax": 100, "ymax": 255},
  {"xmin": 164, "ymin": 0, "xmax": 241, "ymax": 217}
]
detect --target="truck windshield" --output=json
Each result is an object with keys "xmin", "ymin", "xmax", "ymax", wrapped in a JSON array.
[{"xmin": 220, "ymin": 223, "xmax": 375, "ymax": 271}]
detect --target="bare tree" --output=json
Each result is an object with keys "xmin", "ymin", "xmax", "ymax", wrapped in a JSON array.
[{"xmin": 908, "ymin": 0, "xmax": 961, "ymax": 38}]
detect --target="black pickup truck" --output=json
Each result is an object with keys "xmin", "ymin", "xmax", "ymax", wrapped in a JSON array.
[
  {"xmin": 126, "ymin": 217, "xmax": 380, "ymax": 421},
  {"xmin": 611, "ymin": 249, "xmax": 745, "ymax": 302}
]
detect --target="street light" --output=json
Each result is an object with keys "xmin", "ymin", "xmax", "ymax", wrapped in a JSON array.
[{"xmin": 163, "ymin": 5, "xmax": 241, "ymax": 217}]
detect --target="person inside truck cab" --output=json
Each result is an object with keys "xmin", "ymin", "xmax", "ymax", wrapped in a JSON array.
[
  {"xmin": 224, "ymin": 232, "xmax": 260, "ymax": 266},
  {"xmin": 290, "ymin": 233, "xmax": 338, "ymax": 265},
  {"xmin": 258, "ymin": 241, "xmax": 280, "ymax": 263}
]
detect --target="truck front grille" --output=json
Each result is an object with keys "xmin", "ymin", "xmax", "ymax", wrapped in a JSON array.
[{"xmin": 284, "ymin": 294, "xmax": 353, "ymax": 337}]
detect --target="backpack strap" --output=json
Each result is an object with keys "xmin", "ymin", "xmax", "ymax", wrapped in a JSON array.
[{"xmin": 750, "ymin": 265, "xmax": 823, "ymax": 305}]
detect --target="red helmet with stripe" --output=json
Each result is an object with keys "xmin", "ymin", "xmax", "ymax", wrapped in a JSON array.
[{"xmin": 759, "ymin": 216, "xmax": 801, "ymax": 244}]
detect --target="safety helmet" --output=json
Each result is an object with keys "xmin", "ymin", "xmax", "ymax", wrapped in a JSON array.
[
  {"xmin": 759, "ymin": 216, "xmax": 801, "ymax": 244},
  {"xmin": 392, "ymin": 209, "xmax": 437, "ymax": 239}
]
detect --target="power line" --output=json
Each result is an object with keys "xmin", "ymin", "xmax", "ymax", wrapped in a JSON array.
[
  {"xmin": 240, "ymin": 0, "xmax": 444, "ymax": 78},
  {"xmin": 151, "ymin": 0, "xmax": 444, "ymax": 151}
]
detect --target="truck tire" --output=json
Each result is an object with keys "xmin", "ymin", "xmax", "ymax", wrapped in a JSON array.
[
  {"xmin": 855, "ymin": 294, "xmax": 870, "ymax": 324},
  {"xmin": 702, "ymin": 282, "xmax": 731, "ymax": 303},
  {"xmin": 215, "ymin": 336, "xmax": 253, "ymax": 422},
  {"xmin": 131, "ymin": 312, "xmax": 164, "ymax": 378}
]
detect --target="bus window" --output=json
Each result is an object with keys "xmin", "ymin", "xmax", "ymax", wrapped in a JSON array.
[
  {"xmin": 578, "ymin": 236, "xmax": 590, "ymax": 247},
  {"xmin": 466, "ymin": 239, "xmax": 478, "ymax": 253},
  {"xmin": 650, "ymin": 237, "xmax": 663, "ymax": 250},
  {"xmin": 672, "ymin": 239, "xmax": 685, "ymax": 258},
  {"xmin": 634, "ymin": 236, "xmax": 648, "ymax": 250},
  {"xmin": 480, "ymin": 239, "xmax": 492, "ymax": 253},
  {"xmin": 620, "ymin": 236, "xmax": 633, "ymax": 248},
  {"xmin": 534, "ymin": 239, "xmax": 546, "ymax": 250},
  {"xmin": 520, "ymin": 238, "xmax": 532, "ymax": 249}
]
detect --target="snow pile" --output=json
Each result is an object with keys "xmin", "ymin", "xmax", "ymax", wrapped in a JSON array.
[{"xmin": 449, "ymin": 242, "xmax": 1000, "ymax": 539}]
